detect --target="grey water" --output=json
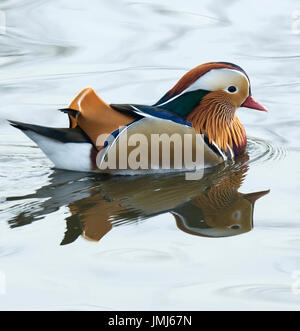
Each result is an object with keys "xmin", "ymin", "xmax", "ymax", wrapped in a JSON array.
[{"xmin": 0, "ymin": 0, "xmax": 300, "ymax": 310}]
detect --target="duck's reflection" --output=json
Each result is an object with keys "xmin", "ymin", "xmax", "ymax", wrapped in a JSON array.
[{"xmin": 7, "ymin": 160, "xmax": 269, "ymax": 245}]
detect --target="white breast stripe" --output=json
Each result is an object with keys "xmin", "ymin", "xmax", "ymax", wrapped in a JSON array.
[
  {"xmin": 227, "ymin": 144, "xmax": 234, "ymax": 159},
  {"xmin": 212, "ymin": 140, "xmax": 227, "ymax": 161}
]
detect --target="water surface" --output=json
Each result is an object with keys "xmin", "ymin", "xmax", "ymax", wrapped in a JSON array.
[{"xmin": 0, "ymin": 0, "xmax": 300, "ymax": 310}]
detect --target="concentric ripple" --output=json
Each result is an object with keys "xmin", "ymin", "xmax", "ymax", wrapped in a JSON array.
[
  {"xmin": 217, "ymin": 283, "xmax": 300, "ymax": 307},
  {"xmin": 246, "ymin": 136, "xmax": 287, "ymax": 166}
]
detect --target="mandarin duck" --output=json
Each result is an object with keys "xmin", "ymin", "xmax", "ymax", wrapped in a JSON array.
[
  {"xmin": 6, "ymin": 162, "xmax": 269, "ymax": 244},
  {"xmin": 66, "ymin": 164, "xmax": 269, "ymax": 243},
  {"xmin": 9, "ymin": 62, "xmax": 268, "ymax": 173}
]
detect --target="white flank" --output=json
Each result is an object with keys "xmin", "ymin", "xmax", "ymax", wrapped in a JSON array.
[{"xmin": 25, "ymin": 131, "xmax": 93, "ymax": 172}]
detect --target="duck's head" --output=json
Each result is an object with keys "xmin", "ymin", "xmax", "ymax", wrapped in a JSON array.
[
  {"xmin": 155, "ymin": 62, "xmax": 268, "ymax": 153},
  {"xmin": 172, "ymin": 164, "xmax": 270, "ymax": 238}
]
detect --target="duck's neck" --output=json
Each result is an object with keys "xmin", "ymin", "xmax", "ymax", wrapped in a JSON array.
[
  {"xmin": 186, "ymin": 98, "xmax": 247, "ymax": 155},
  {"xmin": 155, "ymin": 89, "xmax": 210, "ymax": 118},
  {"xmin": 192, "ymin": 164, "xmax": 248, "ymax": 212},
  {"xmin": 155, "ymin": 89, "xmax": 247, "ymax": 155}
]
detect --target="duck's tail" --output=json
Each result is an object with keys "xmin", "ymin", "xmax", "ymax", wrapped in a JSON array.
[
  {"xmin": 8, "ymin": 120, "xmax": 95, "ymax": 172},
  {"xmin": 8, "ymin": 87, "xmax": 135, "ymax": 172},
  {"xmin": 58, "ymin": 87, "xmax": 135, "ymax": 148},
  {"xmin": 59, "ymin": 87, "xmax": 91, "ymax": 129}
]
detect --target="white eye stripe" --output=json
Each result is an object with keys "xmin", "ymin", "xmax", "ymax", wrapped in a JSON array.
[
  {"xmin": 185, "ymin": 68, "xmax": 249, "ymax": 93},
  {"xmin": 156, "ymin": 68, "xmax": 249, "ymax": 107}
]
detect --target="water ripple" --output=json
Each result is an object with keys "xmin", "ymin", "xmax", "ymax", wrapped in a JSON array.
[
  {"xmin": 93, "ymin": 248, "xmax": 174, "ymax": 263},
  {"xmin": 0, "ymin": 28, "xmax": 75, "ymax": 68},
  {"xmin": 217, "ymin": 283, "xmax": 300, "ymax": 307},
  {"xmin": 246, "ymin": 137, "xmax": 287, "ymax": 165},
  {"xmin": 0, "ymin": 0, "xmax": 299, "ymax": 311}
]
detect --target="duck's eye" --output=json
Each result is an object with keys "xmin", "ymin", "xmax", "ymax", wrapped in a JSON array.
[
  {"xmin": 228, "ymin": 224, "xmax": 241, "ymax": 230},
  {"xmin": 227, "ymin": 86, "xmax": 237, "ymax": 93}
]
